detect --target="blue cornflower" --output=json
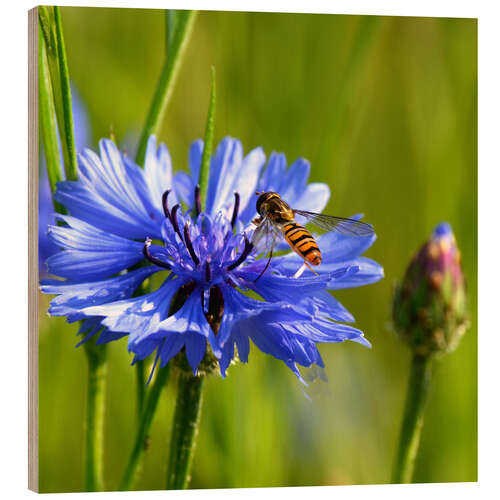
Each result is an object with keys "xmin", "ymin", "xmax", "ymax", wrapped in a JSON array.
[
  {"xmin": 39, "ymin": 85, "xmax": 91, "ymax": 271},
  {"xmin": 41, "ymin": 136, "xmax": 383, "ymax": 380}
]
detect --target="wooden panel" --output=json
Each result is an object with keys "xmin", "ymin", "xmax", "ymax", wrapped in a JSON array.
[{"xmin": 28, "ymin": 6, "xmax": 39, "ymax": 493}]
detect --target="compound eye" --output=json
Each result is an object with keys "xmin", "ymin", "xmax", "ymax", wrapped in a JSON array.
[{"xmin": 256, "ymin": 193, "xmax": 267, "ymax": 215}]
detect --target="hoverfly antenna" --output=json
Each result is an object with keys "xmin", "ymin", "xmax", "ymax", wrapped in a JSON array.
[{"xmin": 255, "ymin": 191, "xmax": 263, "ymax": 196}]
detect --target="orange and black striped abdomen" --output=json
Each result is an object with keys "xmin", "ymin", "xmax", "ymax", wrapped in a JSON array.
[{"xmin": 282, "ymin": 222, "xmax": 322, "ymax": 265}]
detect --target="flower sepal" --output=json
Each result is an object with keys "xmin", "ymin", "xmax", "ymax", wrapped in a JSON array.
[{"xmin": 172, "ymin": 348, "xmax": 220, "ymax": 377}]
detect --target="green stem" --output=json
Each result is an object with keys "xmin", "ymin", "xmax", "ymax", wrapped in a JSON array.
[
  {"xmin": 38, "ymin": 7, "xmax": 64, "ymax": 140},
  {"xmin": 166, "ymin": 10, "xmax": 178, "ymax": 52},
  {"xmin": 392, "ymin": 354, "xmax": 432, "ymax": 484},
  {"xmin": 126, "ymin": 9, "xmax": 196, "ymax": 484},
  {"xmin": 198, "ymin": 67, "xmax": 216, "ymax": 210},
  {"xmin": 53, "ymin": 6, "xmax": 78, "ymax": 181},
  {"xmin": 38, "ymin": 26, "xmax": 65, "ymax": 213},
  {"xmin": 132, "ymin": 276, "xmax": 154, "ymax": 418},
  {"xmin": 166, "ymin": 372, "xmax": 204, "ymax": 490},
  {"xmin": 84, "ymin": 342, "xmax": 107, "ymax": 492},
  {"xmin": 135, "ymin": 10, "xmax": 197, "ymax": 166},
  {"xmin": 135, "ymin": 359, "xmax": 146, "ymax": 419},
  {"xmin": 119, "ymin": 364, "xmax": 171, "ymax": 491}
]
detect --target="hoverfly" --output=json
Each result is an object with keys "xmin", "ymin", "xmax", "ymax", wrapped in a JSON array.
[{"xmin": 251, "ymin": 191, "xmax": 374, "ymax": 280}]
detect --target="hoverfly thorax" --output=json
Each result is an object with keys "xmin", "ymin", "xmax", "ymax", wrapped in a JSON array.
[{"xmin": 255, "ymin": 191, "xmax": 294, "ymax": 223}]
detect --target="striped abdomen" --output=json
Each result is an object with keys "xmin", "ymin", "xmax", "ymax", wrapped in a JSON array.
[{"xmin": 282, "ymin": 222, "xmax": 322, "ymax": 265}]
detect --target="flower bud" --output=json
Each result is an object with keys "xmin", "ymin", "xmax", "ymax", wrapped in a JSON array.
[{"xmin": 393, "ymin": 223, "xmax": 468, "ymax": 357}]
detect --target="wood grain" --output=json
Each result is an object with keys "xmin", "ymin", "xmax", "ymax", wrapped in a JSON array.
[{"xmin": 28, "ymin": 6, "xmax": 39, "ymax": 493}]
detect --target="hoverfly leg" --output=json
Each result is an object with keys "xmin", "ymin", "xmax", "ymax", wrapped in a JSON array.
[
  {"xmin": 305, "ymin": 261, "xmax": 319, "ymax": 276},
  {"xmin": 293, "ymin": 261, "xmax": 319, "ymax": 279},
  {"xmin": 252, "ymin": 216, "xmax": 262, "ymax": 226},
  {"xmin": 254, "ymin": 248, "xmax": 273, "ymax": 282},
  {"xmin": 293, "ymin": 262, "xmax": 307, "ymax": 279}
]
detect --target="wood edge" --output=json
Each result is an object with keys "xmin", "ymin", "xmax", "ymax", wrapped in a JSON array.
[{"xmin": 28, "ymin": 6, "xmax": 39, "ymax": 493}]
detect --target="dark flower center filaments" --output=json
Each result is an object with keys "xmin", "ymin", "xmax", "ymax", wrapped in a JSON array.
[{"xmin": 142, "ymin": 187, "xmax": 252, "ymax": 337}]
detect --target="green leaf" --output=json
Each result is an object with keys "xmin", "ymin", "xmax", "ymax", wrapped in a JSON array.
[
  {"xmin": 38, "ymin": 6, "xmax": 64, "ymax": 144},
  {"xmin": 135, "ymin": 10, "xmax": 197, "ymax": 166},
  {"xmin": 198, "ymin": 67, "xmax": 216, "ymax": 211},
  {"xmin": 53, "ymin": 6, "xmax": 78, "ymax": 181},
  {"xmin": 38, "ymin": 6, "xmax": 78, "ymax": 181},
  {"xmin": 38, "ymin": 26, "xmax": 65, "ymax": 213}
]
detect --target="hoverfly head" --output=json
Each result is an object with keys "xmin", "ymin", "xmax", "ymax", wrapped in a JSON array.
[{"xmin": 255, "ymin": 191, "xmax": 279, "ymax": 216}]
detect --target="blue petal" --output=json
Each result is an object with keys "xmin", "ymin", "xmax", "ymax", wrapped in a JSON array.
[
  {"xmin": 173, "ymin": 171, "xmax": 195, "ymax": 208},
  {"xmin": 48, "ymin": 214, "xmax": 142, "ymax": 252},
  {"xmin": 75, "ymin": 318, "xmax": 126, "ymax": 348},
  {"xmin": 185, "ymin": 332, "xmax": 207, "ymax": 375},
  {"xmin": 205, "ymin": 138, "xmax": 243, "ymax": 216},
  {"xmin": 189, "ymin": 139, "xmax": 203, "ymax": 183},
  {"xmin": 279, "ymin": 157, "xmax": 311, "ymax": 203},
  {"xmin": 98, "ymin": 139, "xmax": 155, "ymax": 220},
  {"xmin": 227, "ymin": 146, "xmax": 266, "ymax": 219},
  {"xmin": 55, "ymin": 140, "xmax": 162, "ymax": 240},
  {"xmin": 238, "ymin": 153, "xmax": 285, "ymax": 224},
  {"xmin": 122, "ymin": 155, "xmax": 166, "ymax": 227},
  {"xmin": 251, "ymin": 152, "xmax": 330, "ymax": 214},
  {"xmin": 156, "ymin": 291, "xmax": 220, "ymax": 357},
  {"xmin": 143, "ymin": 136, "xmax": 177, "ymax": 215},
  {"xmin": 41, "ymin": 267, "xmax": 157, "ymax": 316},
  {"xmin": 97, "ymin": 329, "xmax": 127, "ymax": 345},
  {"xmin": 159, "ymin": 334, "xmax": 185, "ymax": 367},
  {"xmin": 295, "ymin": 291, "xmax": 355, "ymax": 323},
  {"xmin": 237, "ymin": 317, "xmax": 295, "ymax": 363},
  {"xmin": 54, "ymin": 180, "xmax": 158, "ymax": 240},
  {"xmin": 284, "ymin": 333, "xmax": 324, "ymax": 368},
  {"xmin": 47, "ymin": 249, "xmax": 143, "ymax": 282},
  {"xmin": 221, "ymin": 292, "xmax": 369, "ymax": 378},
  {"xmin": 325, "ymin": 257, "xmax": 384, "ymax": 289},
  {"xmin": 258, "ymin": 153, "xmax": 287, "ymax": 192},
  {"xmin": 75, "ymin": 318, "xmax": 103, "ymax": 347},
  {"xmin": 38, "ymin": 169, "xmax": 59, "ymax": 271},
  {"xmin": 316, "ymin": 231, "xmax": 376, "ymax": 264},
  {"xmin": 219, "ymin": 340, "xmax": 235, "ymax": 377},
  {"xmin": 46, "ymin": 216, "xmax": 144, "ymax": 280},
  {"xmin": 154, "ymin": 330, "xmax": 210, "ymax": 375},
  {"xmin": 71, "ymin": 84, "xmax": 91, "ymax": 152},
  {"xmin": 156, "ymin": 291, "xmax": 208, "ymax": 336},
  {"xmin": 198, "ymin": 138, "xmax": 265, "ymax": 221},
  {"xmin": 132, "ymin": 338, "xmax": 161, "ymax": 363},
  {"xmin": 217, "ymin": 285, "xmax": 288, "ymax": 347},
  {"xmin": 280, "ymin": 318, "xmax": 368, "ymax": 345},
  {"xmin": 238, "ymin": 269, "xmax": 332, "ymax": 303},
  {"xmin": 291, "ymin": 183, "xmax": 330, "ymax": 213},
  {"xmin": 81, "ymin": 277, "xmax": 186, "ymax": 346},
  {"xmin": 234, "ymin": 332, "xmax": 250, "ymax": 363}
]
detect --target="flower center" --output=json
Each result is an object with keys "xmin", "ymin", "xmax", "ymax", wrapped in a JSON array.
[
  {"xmin": 227, "ymin": 233, "xmax": 253, "ymax": 271},
  {"xmin": 143, "ymin": 239, "xmax": 171, "ymax": 269},
  {"xmin": 231, "ymin": 192, "xmax": 240, "ymax": 229},
  {"xmin": 143, "ymin": 187, "xmax": 254, "ymax": 279}
]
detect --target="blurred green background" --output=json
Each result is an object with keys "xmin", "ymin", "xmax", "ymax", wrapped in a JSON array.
[{"xmin": 38, "ymin": 8, "xmax": 477, "ymax": 492}]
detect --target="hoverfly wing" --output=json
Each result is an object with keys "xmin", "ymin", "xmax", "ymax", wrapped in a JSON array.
[
  {"xmin": 250, "ymin": 217, "xmax": 281, "ymax": 256},
  {"xmin": 293, "ymin": 209, "xmax": 374, "ymax": 236}
]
